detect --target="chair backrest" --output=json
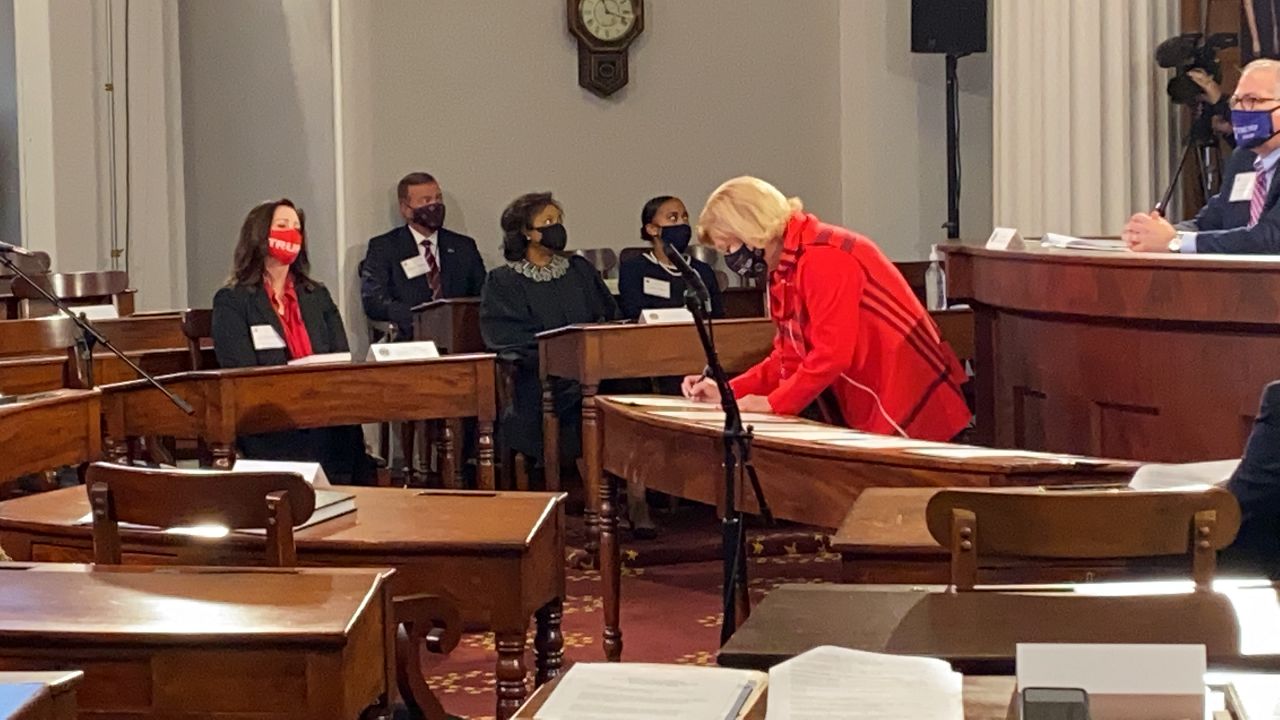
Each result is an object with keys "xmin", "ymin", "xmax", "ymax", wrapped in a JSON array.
[
  {"xmin": 618, "ymin": 246, "xmax": 649, "ymax": 266},
  {"xmin": 13, "ymin": 270, "xmax": 132, "ymax": 318},
  {"xmin": 85, "ymin": 462, "xmax": 317, "ymax": 567},
  {"xmin": 0, "ymin": 316, "xmax": 78, "ymax": 358},
  {"xmin": 576, "ymin": 248, "xmax": 618, "ymax": 278},
  {"xmin": 893, "ymin": 260, "xmax": 931, "ymax": 306},
  {"xmin": 180, "ymin": 309, "xmax": 213, "ymax": 370},
  {"xmin": 925, "ymin": 487, "xmax": 1242, "ymax": 591},
  {"xmin": 0, "ymin": 251, "xmax": 51, "ymax": 278}
]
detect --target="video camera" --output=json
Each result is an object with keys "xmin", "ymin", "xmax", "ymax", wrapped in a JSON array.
[{"xmin": 1155, "ymin": 32, "xmax": 1239, "ymax": 106}]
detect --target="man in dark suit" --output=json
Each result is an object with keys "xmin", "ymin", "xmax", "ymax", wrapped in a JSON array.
[
  {"xmin": 1224, "ymin": 380, "xmax": 1280, "ymax": 578},
  {"xmin": 1125, "ymin": 59, "xmax": 1280, "ymax": 254},
  {"xmin": 360, "ymin": 172, "xmax": 486, "ymax": 337}
]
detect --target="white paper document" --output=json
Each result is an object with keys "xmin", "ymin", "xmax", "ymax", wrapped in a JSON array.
[
  {"xmin": 819, "ymin": 436, "xmax": 940, "ymax": 450},
  {"xmin": 753, "ymin": 428, "xmax": 868, "ymax": 441},
  {"xmin": 905, "ymin": 447, "xmax": 1078, "ymax": 461},
  {"xmin": 767, "ymin": 646, "xmax": 962, "ymax": 720},
  {"xmin": 533, "ymin": 663, "xmax": 762, "ymax": 720},
  {"xmin": 655, "ymin": 410, "xmax": 802, "ymax": 424},
  {"xmin": 1041, "ymin": 233, "xmax": 1128, "ymax": 252},
  {"xmin": 230, "ymin": 459, "xmax": 331, "ymax": 487},
  {"xmin": 1129, "ymin": 459, "xmax": 1238, "ymax": 490},
  {"xmin": 607, "ymin": 396, "xmax": 712, "ymax": 409},
  {"xmin": 286, "ymin": 352, "xmax": 352, "ymax": 367}
]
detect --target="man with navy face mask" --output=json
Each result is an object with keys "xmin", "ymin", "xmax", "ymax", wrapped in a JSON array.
[{"xmin": 1125, "ymin": 59, "xmax": 1280, "ymax": 254}]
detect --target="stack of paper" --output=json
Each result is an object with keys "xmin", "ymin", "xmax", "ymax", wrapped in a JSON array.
[
  {"xmin": 1128, "ymin": 459, "xmax": 1239, "ymax": 490},
  {"xmin": 1041, "ymin": 233, "xmax": 1128, "ymax": 252},
  {"xmin": 767, "ymin": 646, "xmax": 963, "ymax": 719},
  {"xmin": 533, "ymin": 663, "xmax": 764, "ymax": 720}
]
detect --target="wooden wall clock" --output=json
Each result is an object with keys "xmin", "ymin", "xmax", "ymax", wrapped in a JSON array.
[{"xmin": 567, "ymin": 0, "xmax": 645, "ymax": 98}]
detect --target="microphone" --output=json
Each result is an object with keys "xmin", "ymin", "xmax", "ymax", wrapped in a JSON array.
[
  {"xmin": 0, "ymin": 241, "xmax": 36, "ymax": 257},
  {"xmin": 667, "ymin": 250, "xmax": 711, "ymax": 305}
]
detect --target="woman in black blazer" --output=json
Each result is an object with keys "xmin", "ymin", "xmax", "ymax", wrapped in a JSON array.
[{"xmin": 211, "ymin": 198, "xmax": 375, "ymax": 484}]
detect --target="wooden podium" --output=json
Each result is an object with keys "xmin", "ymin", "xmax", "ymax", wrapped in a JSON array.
[
  {"xmin": 944, "ymin": 243, "xmax": 1280, "ymax": 461},
  {"xmin": 412, "ymin": 298, "xmax": 483, "ymax": 354}
]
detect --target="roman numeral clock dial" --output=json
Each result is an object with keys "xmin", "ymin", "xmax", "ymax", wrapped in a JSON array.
[{"xmin": 567, "ymin": 0, "xmax": 644, "ymax": 98}]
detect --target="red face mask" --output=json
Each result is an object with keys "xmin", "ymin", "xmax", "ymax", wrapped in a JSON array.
[{"xmin": 267, "ymin": 227, "xmax": 303, "ymax": 265}]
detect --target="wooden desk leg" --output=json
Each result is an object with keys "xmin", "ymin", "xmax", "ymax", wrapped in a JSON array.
[
  {"xmin": 582, "ymin": 384, "xmax": 601, "ymax": 560},
  {"xmin": 542, "ymin": 379, "xmax": 560, "ymax": 492},
  {"xmin": 210, "ymin": 442, "xmax": 235, "ymax": 470},
  {"xmin": 600, "ymin": 471, "xmax": 622, "ymax": 662},
  {"xmin": 400, "ymin": 421, "xmax": 417, "ymax": 486},
  {"xmin": 440, "ymin": 421, "xmax": 458, "ymax": 490},
  {"xmin": 478, "ymin": 421, "xmax": 496, "ymax": 490},
  {"xmin": 450, "ymin": 418, "xmax": 465, "ymax": 488},
  {"xmin": 534, "ymin": 598, "xmax": 564, "ymax": 685},
  {"xmin": 495, "ymin": 627, "xmax": 529, "ymax": 720}
]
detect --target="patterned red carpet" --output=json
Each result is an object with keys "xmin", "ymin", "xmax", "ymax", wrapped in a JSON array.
[{"xmin": 424, "ymin": 506, "xmax": 839, "ymax": 720}]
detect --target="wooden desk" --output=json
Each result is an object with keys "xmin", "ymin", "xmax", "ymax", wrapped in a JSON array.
[
  {"xmin": 0, "ymin": 390, "xmax": 101, "ymax": 484},
  {"xmin": 0, "ymin": 487, "xmax": 566, "ymax": 719},
  {"xmin": 944, "ymin": 243, "xmax": 1280, "ymax": 461},
  {"xmin": 537, "ymin": 319, "xmax": 776, "ymax": 534},
  {"xmin": 0, "ymin": 563, "xmax": 394, "ymax": 718},
  {"xmin": 99, "ymin": 354, "xmax": 498, "ymax": 489},
  {"xmin": 412, "ymin": 298, "xmax": 483, "ymax": 354},
  {"xmin": 0, "ymin": 671, "xmax": 81, "ymax": 720},
  {"xmin": 594, "ymin": 398, "xmax": 1137, "ymax": 663},
  {"xmin": 718, "ymin": 581, "xmax": 1280, "ymax": 673},
  {"xmin": 828, "ymin": 486, "xmax": 1215, "ymax": 585}
]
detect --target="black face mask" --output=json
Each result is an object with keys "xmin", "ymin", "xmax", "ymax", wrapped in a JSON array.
[
  {"xmin": 536, "ymin": 223, "xmax": 568, "ymax": 251},
  {"xmin": 658, "ymin": 224, "xmax": 693, "ymax": 254},
  {"xmin": 724, "ymin": 244, "xmax": 765, "ymax": 276},
  {"xmin": 412, "ymin": 202, "xmax": 446, "ymax": 232}
]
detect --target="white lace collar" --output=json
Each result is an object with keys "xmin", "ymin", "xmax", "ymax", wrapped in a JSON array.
[
  {"xmin": 507, "ymin": 255, "xmax": 569, "ymax": 282},
  {"xmin": 644, "ymin": 251, "xmax": 688, "ymax": 277}
]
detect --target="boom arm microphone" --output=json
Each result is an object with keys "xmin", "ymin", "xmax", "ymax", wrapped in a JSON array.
[
  {"xmin": 0, "ymin": 241, "xmax": 36, "ymax": 257},
  {"xmin": 667, "ymin": 250, "xmax": 711, "ymax": 305}
]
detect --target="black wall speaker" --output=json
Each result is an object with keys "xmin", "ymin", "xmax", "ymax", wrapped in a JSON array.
[{"xmin": 911, "ymin": 0, "xmax": 988, "ymax": 55}]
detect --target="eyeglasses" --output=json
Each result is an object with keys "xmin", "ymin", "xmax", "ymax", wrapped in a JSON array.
[{"xmin": 1228, "ymin": 95, "xmax": 1280, "ymax": 111}]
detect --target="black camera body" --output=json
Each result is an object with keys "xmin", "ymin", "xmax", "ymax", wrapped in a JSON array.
[{"xmin": 1156, "ymin": 32, "xmax": 1239, "ymax": 106}]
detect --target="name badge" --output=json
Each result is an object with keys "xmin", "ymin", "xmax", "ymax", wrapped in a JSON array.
[
  {"xmin": 366, "ymin": 341, "xmax": 439, "ymax": 362},
  {"xmin": 250, "ymin": 324, "xmax": 286, "ymax": 351},
  {"xmin": 643, "ymin": 277, "xmax": 672, "ymax": 299},
  {"xmin": 401, "ymin": 255, "xmax": 429, "ymax": 279},
  {"xmin": 1230, "ymin": 171, "xmax": 1259, "ymax": 203}
]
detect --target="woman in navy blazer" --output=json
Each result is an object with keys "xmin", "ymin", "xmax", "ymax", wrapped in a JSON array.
[{"xmin": 211, "ymin": 198, "xmax": 375, "ymax": 484}]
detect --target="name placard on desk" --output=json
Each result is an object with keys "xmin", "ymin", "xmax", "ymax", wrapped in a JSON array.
[
  {"xmin": 986, "ymin": 227, "xmax": 1024, "ymax": 251},
  {"xmin": 637, "ymin": 308, "xmax": 694, "ymax": 325},
  {"xmin": 366, "ymin": 341, "xmax": 439, "ymax": 362},
  {"xmin": 1017, "ymin": 643, "xmax": 1205, "ymax": 720}
]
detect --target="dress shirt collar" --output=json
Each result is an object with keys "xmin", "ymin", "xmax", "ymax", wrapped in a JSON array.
[{"xmin": 408, "ymin": 224, "xmax": 439, "ymax": 247}]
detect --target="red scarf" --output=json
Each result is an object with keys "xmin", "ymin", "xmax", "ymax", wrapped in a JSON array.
[{"xmin": 265, "ymin": 276, "xmax": 313, "ymax": 360}]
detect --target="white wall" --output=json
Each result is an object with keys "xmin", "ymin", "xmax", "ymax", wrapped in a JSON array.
[
  {"xmin": 179, "ymin": 0, "xmax": 337, "ymax": 307},
  {"xmin": 839, "ymin": 0, "xmax": 994, "ymax": 259},
  {"xmin": 0, "ymin": 0, "xmax": 19, "ymax": 246},
  {"xmin": 337, "ymin": 0, "xmax": 845, "ymax": 278}
]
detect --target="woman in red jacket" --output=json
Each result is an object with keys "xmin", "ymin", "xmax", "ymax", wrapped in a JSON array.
[{"xmin": 681, "ymin": 176, "xmax": 970, "ymax": 441}]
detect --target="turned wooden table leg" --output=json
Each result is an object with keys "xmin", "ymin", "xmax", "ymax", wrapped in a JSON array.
[
  {"xmin": 477, "ymin": 420, "xmax": 496, "ymax": 490},
  {"xmin": 534, "ymin": 598, "xmax": 564, "ymax": 685},
  {"xmin": 495, "ymin": 628, "xmax": 528, "ymax": 720},
  {"xmin": 582, "ymin": 384, "xmax": 600, "ymax": 560},
  {"xmin": 439, "ymin": 421, "xmax": 458, "ymax": 490},
  {"xmin": 542, "ymin": 379, "xmax": 560, "ymax": 492},
  {"xmin": 600, "ymin": 470, "xmax": 622, "ymax": 662}
]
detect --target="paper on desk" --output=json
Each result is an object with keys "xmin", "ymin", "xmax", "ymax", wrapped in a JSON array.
[
  {"xmin": 905, "ymin": 447, "xmax": 1081, "ymax": 461},
  {"xmin": 533, "ymin": 662, "xmax": 761, "ymax": 720},
  {"xmin": 231, "ymin": 459, "xmax": 331, "ymax": 487},
  {"xmin": 656, "ymin": 410, "xmax": 802, "ymax": 423},
  {"xmin": 767, "ymin": 645, "xmax": 962, "ymax": 720},
  {"xmin": 286, "ymin": 352, "xmax": 352, "ymax": 366},
  {"xmin": 1129, "ymin": 459, "xmax": 1238, "ymax": 490},
  {"xmin": 819, "ymin": 436, "xmax": 942, "ymax": 450},
  {"xmin": 606, "ymin": 396, "xmax": 713, "ymax": 409},
  {"xmin": 752, "ymin": 428, "xmax": 868, "ymax": 441}
]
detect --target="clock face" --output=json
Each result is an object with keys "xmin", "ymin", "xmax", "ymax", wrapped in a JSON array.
[{"xmin": 579, "ymin": 0, "xmax": 637, "ymax": 42}]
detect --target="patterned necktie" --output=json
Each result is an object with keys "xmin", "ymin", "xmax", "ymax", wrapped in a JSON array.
[
  {"xmin": 422, "ymin": 240, "xmax": 441, "ymax": 300},
  {"xmin": 1250, "ymin": 158, "xmax": 1269, "ymax": 228}
]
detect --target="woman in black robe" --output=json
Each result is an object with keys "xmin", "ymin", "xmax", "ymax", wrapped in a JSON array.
[{"xmin": 480, "ymin": 192, "xmax": 619, "ymax": 468}]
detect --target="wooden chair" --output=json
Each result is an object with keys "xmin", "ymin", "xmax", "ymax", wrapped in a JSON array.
[
  {"xmin": 575, "ymin": 248, "xmax": 618, "ymax": 279},
  {"xmin": 85, "ymin": 462, "xmax": 461, "ymax": 720},
  {"xmin": 925, "ymin": 487, "xmax": 1242, "ymax": 592},
  {"xmin": 13, "ymin": 270, "xmax": 134, "ymax": 318},
  {"xmin": 0, "ymin": 251, "xmax": 50, "ymax": 320},
  {"xmin": 180, "ymin": 308, "xmax": 214, "ymax": 370}
]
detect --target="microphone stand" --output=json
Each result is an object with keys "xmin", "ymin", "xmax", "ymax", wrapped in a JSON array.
[
  {"xmin": 669, "ymin": 252, "xmax": 773, "ymax": 645},
  {"xmin": 0, "ymin": 251, "xmax": 194, "ymax": 416}
]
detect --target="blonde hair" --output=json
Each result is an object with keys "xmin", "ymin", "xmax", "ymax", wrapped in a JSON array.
[
  {"xmin": 1243, "ymin": 58, "xmax": 1280, "ymax": 96},
  {"xmin": 696, "ymin": 176, "xmax": 803, "ymax": 249}
]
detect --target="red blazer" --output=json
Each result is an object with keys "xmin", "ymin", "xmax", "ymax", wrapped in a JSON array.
[{"xmin": 729, "ymin": 212, "xmax": 970, "ymax": 441}]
